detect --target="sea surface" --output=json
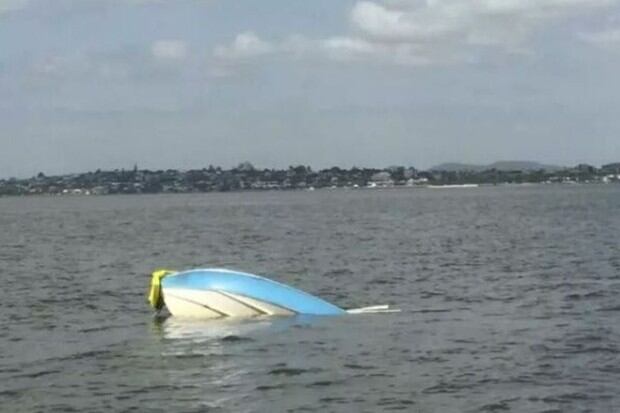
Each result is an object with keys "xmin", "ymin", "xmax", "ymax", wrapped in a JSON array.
[{"xmin": 1, "ymin": 185, "xmax": 619, "ymax": 413}]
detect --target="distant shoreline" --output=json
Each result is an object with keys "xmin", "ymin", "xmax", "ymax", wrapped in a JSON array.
[
  {"xmin": 1, "ymin": 181, "xmax": 617, "ymax": 200},
  {"xmin": 1, "ymin": 163, "xmax": 619, "ymax": 197}
]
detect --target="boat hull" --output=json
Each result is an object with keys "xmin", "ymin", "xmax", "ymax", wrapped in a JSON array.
[{"xmin": 161, "ymin": 269, "xmax": 346, "ymax": 318}]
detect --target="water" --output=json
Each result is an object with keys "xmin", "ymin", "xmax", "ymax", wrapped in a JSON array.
[{"xmin": 1, "ymin": 185, "xmax": 619, "ymax": 412}]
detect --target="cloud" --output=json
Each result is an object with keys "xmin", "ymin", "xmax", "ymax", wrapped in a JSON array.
[
  {"xmin": 214, "ymin": 0, "xmax": 619, "ymax": 66},
  {"xmin": 26, "ymin": 46, "xmax": 190, "ymax": 85},
  {"xmin": 578, "ymin": 28, "xmax": 620, "ymax": 46},
  {"xmin": 321, "ymin": 37, "xmax": 378, "ymax": 58},
  {"xmin": 28, "ymin": 53, "xmax": 95, "ymax": 80},
  {"xmin": 350, "ymin": 1, "xmax": 462, "ymax": 42},
  {"xmin": 320, "ymin": 36, "xmax": 434, "ymax": 65},
  {"xmin": 151, "ymin": 40, "xmax": 188, "ymax": 60},
  {"xmin": 0, "ymin": 0, "xmax": 173, "ymax": 17},
  {"xmin": 346, "ymin": 0, "xmax": 617, "ymax": 56},
  {"xmin": 213, "ymin": 32, "xmax": 274, "ymax": 60},
  {"xmin": 0, "ymin": 0, "xmax": 30, "ymax": 15}
]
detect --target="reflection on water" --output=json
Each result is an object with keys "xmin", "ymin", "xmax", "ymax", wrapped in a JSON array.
[
  {"xmin": 147, "ymin": 315, "xmax": 338, "ymax": 412},
  {"xmin": 153, "ymin": 315, "xmax": 321, "ymax": 343}
]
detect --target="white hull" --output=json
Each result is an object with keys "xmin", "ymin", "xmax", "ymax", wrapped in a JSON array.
[{"xmin": 164, "ymin": 288, "xmax": 296, "ymax": 318}]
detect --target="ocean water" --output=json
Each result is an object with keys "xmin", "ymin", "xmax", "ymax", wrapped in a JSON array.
[{"xmin": 1, "ymin": 185, "xmax": 619, "ymax": 413}]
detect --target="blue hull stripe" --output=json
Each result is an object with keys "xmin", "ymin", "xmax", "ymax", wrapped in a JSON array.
[{"xmin": 162, "ymin": 269, "xmax": 345, "ymax": 315}]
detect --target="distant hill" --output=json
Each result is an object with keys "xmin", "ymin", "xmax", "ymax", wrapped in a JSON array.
[
  {"xmin": 430, "ymin": 161, "xmax": 564, "ymax": 172},
  {"xmin": 429, "ymin": 163, "xmax": 486, "ymax": 172}
]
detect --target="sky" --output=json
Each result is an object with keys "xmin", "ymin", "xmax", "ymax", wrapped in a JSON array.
[{"xmin": 1, "ymin": 0, "xmax": 620, "ymax": 177}]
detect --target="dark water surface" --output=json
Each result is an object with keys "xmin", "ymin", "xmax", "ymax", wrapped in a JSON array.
[{"xmin": 1, "ymin": 185, "xmax": 619, "ymax": 412}]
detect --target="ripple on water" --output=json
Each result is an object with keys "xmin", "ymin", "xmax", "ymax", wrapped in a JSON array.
[{"xmin": 2, "ymin": 187, "xmax": 620, "ymax": 412}]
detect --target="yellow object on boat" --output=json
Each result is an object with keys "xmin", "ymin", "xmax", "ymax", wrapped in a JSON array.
[{"xmin": 148, "ymin": 269, "xmax": 176, "ymax": 310}]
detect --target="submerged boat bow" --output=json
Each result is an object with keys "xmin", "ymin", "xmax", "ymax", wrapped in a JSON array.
[{"xmin": 148, "ymin": 268, "xmax": 346, "ymax": 318}]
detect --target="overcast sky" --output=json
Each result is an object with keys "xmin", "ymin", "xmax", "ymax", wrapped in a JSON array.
[{"xmin": 1, "ymin": 0, "xmax": 620, "ymax": 177}]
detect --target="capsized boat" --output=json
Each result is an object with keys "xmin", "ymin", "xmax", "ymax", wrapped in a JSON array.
[{"xmin": 148, "ymin": 268, "xmax": 396, "ymax": 318}]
